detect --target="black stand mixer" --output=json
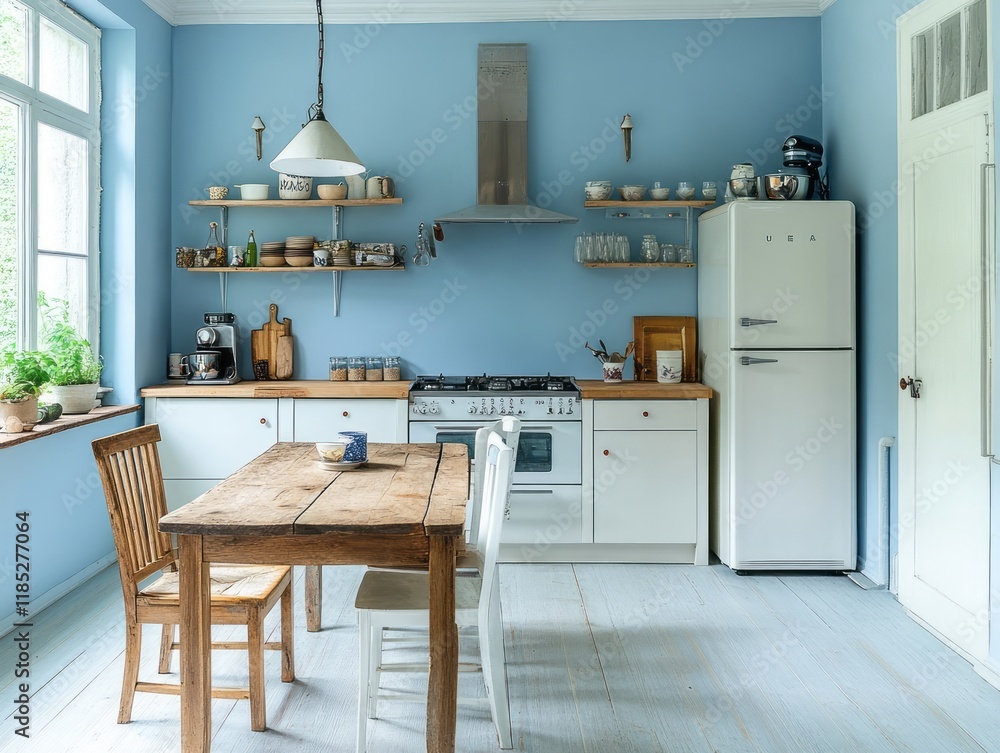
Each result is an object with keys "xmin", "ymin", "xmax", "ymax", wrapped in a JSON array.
[
  {"xmin": 782, "ymin": 135, "xmax": 831, "ymax": 200},
  {"xmin": 186, "ymin": 313, "xmax": 242, "ymax": 385}
]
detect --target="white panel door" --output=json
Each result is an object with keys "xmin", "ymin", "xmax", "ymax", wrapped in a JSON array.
[
  {"xmin": 153, "ymin": 398, "xmax": 279, "ymax": 479},
  {"xmin": 729, "ymin": 201, "xmax": 855, "ymax": 349},
  {"xmin": 593, "ymin": 430, "xmax": 697, "ymax": 544},
  {"xmin": 730, "ymin": 350, "xmax": 855, "ymax": 568},
  {"xmin": 292, "ymin": 399, "xmax": 404, "ymax": 442},
  {"xmin": 500, "ymin": 485, "xmax": 583, "ymax": 549}
]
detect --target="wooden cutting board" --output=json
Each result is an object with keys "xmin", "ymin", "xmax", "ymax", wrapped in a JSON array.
[
  {"xmin": 251, "ymin": 303, "xmax": 294, "ymax": 380},
  {"xmin": 632, "ymin": 316, "xmax": 697, "ymax": 382}
]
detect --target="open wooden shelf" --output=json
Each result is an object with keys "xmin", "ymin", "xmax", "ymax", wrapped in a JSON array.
[
  {"xmin": 185, "ymin": 264, "xmax": 404, "ymax": 272},
  {"xmin": 584, "ymin": 200, "xmax": 715, "ymax": 209},
  {"xmin": 189, "ymin": 198, "xmax": 403, "ymax": 208},
  {"xmin": 583, "ymin": 262, "xmax": 695, "ymax": 269}
]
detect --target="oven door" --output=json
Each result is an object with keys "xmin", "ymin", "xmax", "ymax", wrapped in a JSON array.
[{"xmin": 409, "ymin": 420, "xmax": 581, "ymax": 485}]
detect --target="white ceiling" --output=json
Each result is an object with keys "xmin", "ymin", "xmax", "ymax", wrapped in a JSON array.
[{"xmin": 142, "ymin": 0, "xmax": 838, "ymax": 26}]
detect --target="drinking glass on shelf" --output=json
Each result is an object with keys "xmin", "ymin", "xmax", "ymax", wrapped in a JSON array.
[
  {"xmin": 678, "ymin": 246, "xmax": 694, "ymax": 263},
  {"xmin": 660, "ymin": 243, "xmax": 678, "ymax": 263}
]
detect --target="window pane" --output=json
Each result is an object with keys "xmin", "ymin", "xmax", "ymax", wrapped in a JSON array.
[
  {"xmin": 937, "ymin": 13, "xmax": 962, "ymax": 109},
  {"xmin": 37, "ymin": 253, "xmax": 87, "ymax": 340},
  {"xmin": 967, "ymin": 0, "xmax": 987, "ymax": 98},
  {"xmin": 0, "ymin": 99, "xmax": 18, "ymax": 351},
  {"xmin": 0, "ymin": 0, "xmax": 27, "ymax": 83},
  {"xmin": 912, "ymin": 30, "xmax": 935, "ymax": 119},
  {"xmin": 37, "ymin": 123, "xmax": 88, "ymax": 255},
  {"xmin": 39, "ymin": 17, "xmax": 89, "ymax": 112}
]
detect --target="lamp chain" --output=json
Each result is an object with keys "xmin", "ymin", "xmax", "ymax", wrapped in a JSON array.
[{"xmin": 315, "ymin": 0, "xmax": 324, "ymax": 115}]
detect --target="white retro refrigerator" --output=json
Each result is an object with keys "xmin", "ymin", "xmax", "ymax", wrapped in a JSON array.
[{"xmin": 697, "ymin": 201, "xmax": 856, "ymax": 571}]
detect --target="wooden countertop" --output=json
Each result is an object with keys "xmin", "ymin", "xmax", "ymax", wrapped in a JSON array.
[
  {"xmin": 576, "ymin": 380, "xmax": 713, "ymax": 399},
  {"xmin": 140, "ymin": 380, "xmax": 411, "ymax": 399}
]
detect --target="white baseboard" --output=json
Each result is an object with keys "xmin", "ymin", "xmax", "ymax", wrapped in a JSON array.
[
  {"xmin": 0, "ymin": 552, "xmax": 117, "ymax": 638},
  {"xmin": 975, "ymin": 658, "xmax": 1000, "ymax": 691}
]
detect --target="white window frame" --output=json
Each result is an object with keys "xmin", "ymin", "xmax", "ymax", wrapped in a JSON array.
[{"xmin": 0, "ymin": 0, "xmax": 101, "ymax": 352}]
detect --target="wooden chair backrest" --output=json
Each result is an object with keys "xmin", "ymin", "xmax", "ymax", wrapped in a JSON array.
[{"xmin": 92, "ymin": 424, "xmax": 175, "ymax": 597}]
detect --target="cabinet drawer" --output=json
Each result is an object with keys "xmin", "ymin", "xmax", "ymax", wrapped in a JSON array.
[
  {"xmin": 293, "ymin": 399, "xmax": 403, "ymax": 443},
  {"xmin": 593, "ymin": 399, "xmax": 697, "ymax": 431},
  {"xmin": 500, "ymin": 486, "xmax": 583, "ymax": 549}
]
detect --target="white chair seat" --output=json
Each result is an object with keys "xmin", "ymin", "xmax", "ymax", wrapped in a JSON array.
[{"xmin": 355, "ymin": 570, "xmax": 481, "ymax": 614}]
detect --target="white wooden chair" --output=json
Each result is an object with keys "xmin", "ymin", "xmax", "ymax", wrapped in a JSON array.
[
  {"xmin": 92, "ymin": 424, "xmax": 295, "ymax": 732},
  {"xmin": 354, "ymin": 431, "xmax": 515, "ymax": 751}
]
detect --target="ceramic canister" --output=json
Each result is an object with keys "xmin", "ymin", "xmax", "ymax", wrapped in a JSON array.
[
  {"xmin": 340, "ymin": 431, "xmax": 368, "ymax": 462},
  {"xmin": 656, "ymin": 350, "xmax": 683, "ymax": 383}
]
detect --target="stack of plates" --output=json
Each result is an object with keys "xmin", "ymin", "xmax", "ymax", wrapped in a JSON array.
[
  {"xmin": 284, "ymin": 236, "xmax": 315, "ymax": 267},
  {"xmin": 260, "ymin": 241, "xmax": 286, "ymax": 267},
  {"xmin": 332, "ymin": 241, "xmax": 354, "ymax": 267}
]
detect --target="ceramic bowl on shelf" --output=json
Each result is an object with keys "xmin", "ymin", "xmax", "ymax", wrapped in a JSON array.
[
  {"xmin": 260, "ymin": 256, "xmax": 287, "ymax": 267},
  {"xmin": 235, "ymin": 183, "xmax": 269, "ymax": 201},
  {"xmin": 676, "ymin": 182, "xmax": 696, "ymax": 200},
  {"xmin": 649, "ymin": 187, "xmax": 671, "ymax": 200},
  {"xmin": 585, "ymin": 184, "xmax": 613, "ymax": 201},
  {"xmin": 317, "ymin": 183, "xmax": 348, "ymax": 200},
  {"xmin": 618, "ymin": 185, "xmax": 646, "ymax": 201}
]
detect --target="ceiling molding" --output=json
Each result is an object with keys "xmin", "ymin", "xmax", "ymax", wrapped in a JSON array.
[
  {"xmin": 141, "ymin": 0, "xmax": 830, "ymax": 26},
  {"xmin": 140, "ymin": 0, "xmax": 176, "ymax": 25}
]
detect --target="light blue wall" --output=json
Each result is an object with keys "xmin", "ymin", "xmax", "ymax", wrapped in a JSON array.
[
  {"xmin": 821, "ymin": 0, "xmax": 900, "ymax": 585},
  {"xmin": 0, "ymin": 0, "xmax": 172, "ymax": 627},
  {"xmin": 170, "ymin": 19, "xmax": 823, "ymax": 379}
]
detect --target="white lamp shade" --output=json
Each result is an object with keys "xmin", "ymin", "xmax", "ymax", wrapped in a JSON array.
[{"xmin": 269, "ymin": 118, "xmax": 365, "ymax": 177}]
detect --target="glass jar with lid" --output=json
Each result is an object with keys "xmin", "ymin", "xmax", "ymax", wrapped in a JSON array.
[
  {"xmin": 329, "ymin": 357, "xmax": 348, "ymax": 381},
  {"xmin": 365, "ymin": 357, "xmax": 384, "ymax": 381},
  {"xmin": 348, "ymin": 357, "xmax": 366, "ymax": 381},
  {"xmin": 383, "ymin": 356, "xmax": 401, "ymax": 381},
  {"xmin": 641, "ymin": 234, "xmax": 659, "ymax": 262}
]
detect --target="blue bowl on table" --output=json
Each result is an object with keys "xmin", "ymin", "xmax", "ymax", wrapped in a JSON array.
[{"xmin": 340, "ymin": 431, "xmax": 368, "ymax": 462}]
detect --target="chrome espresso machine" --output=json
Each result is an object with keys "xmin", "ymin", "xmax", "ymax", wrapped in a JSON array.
[{"xmin": 186, "ymin": 312, "xmax": 242, "ymax": 385}]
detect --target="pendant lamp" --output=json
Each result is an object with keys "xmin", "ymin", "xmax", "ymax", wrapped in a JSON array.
[{"xmin": 270, "ymin": 0, "xmax": 364, "ymax": 178}]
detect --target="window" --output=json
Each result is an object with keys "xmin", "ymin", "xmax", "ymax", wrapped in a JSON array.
[
  {"xmin": 0, "ymin": 0, "xmax": 100, "ymax": 353},
  {"xmin": 911, "ymin": 0, "xmax": 990, "ymax": 120}
]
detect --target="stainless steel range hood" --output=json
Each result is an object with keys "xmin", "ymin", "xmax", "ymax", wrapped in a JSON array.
[{"xmin": 436, "ymin": 44, "xmax": 578, "ymax": 225}]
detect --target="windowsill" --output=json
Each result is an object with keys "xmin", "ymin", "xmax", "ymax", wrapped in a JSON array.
[{"xmin": 0, "ymin": 404, "xmax": 140, "ymax": 450}]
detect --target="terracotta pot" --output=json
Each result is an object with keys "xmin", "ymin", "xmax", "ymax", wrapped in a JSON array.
[{"xmin": 0, "ymin": 397, "xmax": 38, "ymax": 431}]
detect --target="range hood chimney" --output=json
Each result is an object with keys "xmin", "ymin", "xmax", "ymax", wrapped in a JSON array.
[{"xmin": 436, "ymin": 44, "xmax": 578, "ymax": 225}]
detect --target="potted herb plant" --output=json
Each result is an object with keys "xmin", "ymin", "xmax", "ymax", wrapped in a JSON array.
[
  {"xmin": 0, "ymin": 350, "xmax": 53, "ymax": 431},
  {"xmin": 40, "ymin": 297, "xmax": 104, "ymax": 414}
]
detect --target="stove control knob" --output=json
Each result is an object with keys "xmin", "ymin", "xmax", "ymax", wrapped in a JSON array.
[
  {"xmin": 498, "ymin": 405, "xmax": 507, "ymax": 415},
  {"xmin": 417, "ymin": 405, "xmax": 428, "ymax": 415},
  {"xmin": 429, "ymin": 405, "xmax": 439, "ymax": 414},
  {"xmin": 517, "ymin": 409, "xmax": 525, "ymax": 415},
  {"xmin": 468, "ymin": 405, "xmax": 478, "ymax": 414}
]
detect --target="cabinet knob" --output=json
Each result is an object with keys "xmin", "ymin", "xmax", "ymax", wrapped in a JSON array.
[
  {"xmin": 342, "ymin": 411, "xmax": 349, "ymax": 417},
  {"xmin": 259, "ymin": 418, "xmax": 267, "ymax": 425},
  {"xmin": 642, "ymin": 411, "xmax": 649, "ymax": 418},
  {"xmin": 603, "ymin": 450, "xmax": 610, "ymax": 456}
]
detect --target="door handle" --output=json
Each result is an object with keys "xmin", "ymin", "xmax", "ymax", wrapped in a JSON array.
[
  {"xmin": 981, "ymin": 161, "xmax": 995, "ymax": 458},
  {"xmin": 509, "ymin": 489, "xmax": 555, "ymax": 495},
  {"xmin": 740, "ymin": 317, "xmax": 778, "ymax": 327},
  {"xmin": 900, "ymin": 376, "xmax": 922, "ymax": 399},
  {"xmin": 740, "ymin": 357, "xmax": 779, "ymax": 366}
]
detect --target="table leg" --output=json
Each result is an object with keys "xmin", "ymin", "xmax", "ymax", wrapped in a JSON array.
[
  {"xmin": 179, "ymin": 535, "xmax": 212, "ymax": 752},
  {"xmin": 305, "ymin": 565, "xmax": 323, "ymax": 632},
  {"xmin": 426, "ymin": 535, "xmax": 458, "ymax": 753}
]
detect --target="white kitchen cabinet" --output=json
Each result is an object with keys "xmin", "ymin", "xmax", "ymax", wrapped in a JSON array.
[
  {"xmin": 292, "ymin": 399, "xmax": 407, "ymax": 442},
  {"xmin": 583, "ymin": 398, "xmax": 709, "ymax": 565},
  {"xmin": 500, "ymin": 485, "xmax": 583, "ymax": 559}
]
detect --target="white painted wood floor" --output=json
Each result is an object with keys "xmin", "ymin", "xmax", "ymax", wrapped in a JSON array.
[{"xmin": 3, "ymin": 563, "xmax": 1000, "ymax": 752}]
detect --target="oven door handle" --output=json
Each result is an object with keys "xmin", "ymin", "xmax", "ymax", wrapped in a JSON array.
[
  {"xmin": 429, "ymin": 426, "xmax": 490, "ymax": 432},
  {"xmin": 509, "ymin": 489, "xmax": 555, "ymax": 495}
]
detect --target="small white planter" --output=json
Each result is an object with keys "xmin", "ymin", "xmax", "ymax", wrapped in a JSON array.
[
  {"xmin": 0, "ymin": 397, "xmax": 38, "ymax": 431},
  {"xmin": 46, "ymin": 383, "xmax": 100, "ymax": 414}
]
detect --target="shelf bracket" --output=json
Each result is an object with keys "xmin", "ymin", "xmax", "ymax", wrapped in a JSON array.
[
  {"xmin": 333, "ymin": 205, "xmax": 343, "ymax": 240},
  {"xmin": 332, "ymin": 270, "xmax": 343, "ymax": 317}
]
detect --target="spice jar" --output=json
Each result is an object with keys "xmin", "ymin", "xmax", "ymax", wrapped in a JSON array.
[
  {"xmin": 365, "ymin": 357, "xmax": 384, "ymax": 381},
  {"xmin": 348, "ymin": 357, "xmax": 366, "ymax": 381},
  {"xmin": 329, "ymin": 357, "xmax": 348, "ymax": 381},
  {"xmin": 383, "ymin": 356, "xmax": 401, "ymax": 381}
]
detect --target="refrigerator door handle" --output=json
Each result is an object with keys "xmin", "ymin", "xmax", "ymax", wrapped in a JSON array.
[
  {"xmin": 740, "ymin": 317, "xmax": 778, "ymax": 327},
  {"xmin": 981, "ymin": 161, "xmax": 996, "ymax": 459},
  {"xmin": 740, "ymin": 357, "xmax": 779, "ymax": 366}
]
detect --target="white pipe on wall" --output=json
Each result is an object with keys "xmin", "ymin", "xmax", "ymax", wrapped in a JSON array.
[{"xmin": 877, "ymin": 436, "xmax": 896, "ymax": 588}]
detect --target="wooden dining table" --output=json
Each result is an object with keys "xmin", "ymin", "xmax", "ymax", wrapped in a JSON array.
[{"xmin": 158, "ymin": 441, "xmax": 469, "ymax": 753}]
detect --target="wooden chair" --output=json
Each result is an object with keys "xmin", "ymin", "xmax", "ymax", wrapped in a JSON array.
[
  {"xmin": 354, "ymin": 431, "xmax": 515, "ymax": 752},
  {"xmin": 91, "ymin": 424, "xmax": 294, "ymax": 732}
]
